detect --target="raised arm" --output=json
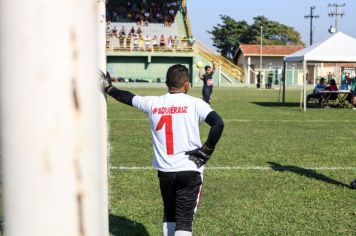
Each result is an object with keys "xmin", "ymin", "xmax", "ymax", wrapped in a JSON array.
[
  {"xmin": 198, "ymin": 68, "xmax": 204, "ymax": 80},
  {"xmin": 106, "ymin": 87, "xmax": 135, "ymax": 106},
  {"xmin": 212, "ymin": 61, "xmax": 216, "ymax": 73},
  {"xmin": 101, "ymin": 71, "xmax": 135, "ymax": 106}
]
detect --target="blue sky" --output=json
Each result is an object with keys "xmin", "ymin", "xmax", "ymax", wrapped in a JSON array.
[{"xmin": 187, "ymin": 0, "xmax": 356, "ymax": 49}]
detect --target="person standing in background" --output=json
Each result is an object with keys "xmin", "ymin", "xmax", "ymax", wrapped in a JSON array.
[
  {"xmin": 199, "ymin": 61, "xmax": 216, "ymax": 104},
  {"xmin": 348, "ymin": 75, "xmax": 356, "ymax": 110},
  {"xmin": 256, "ymin": 71, "xmax": 262, "ymax": 89}
]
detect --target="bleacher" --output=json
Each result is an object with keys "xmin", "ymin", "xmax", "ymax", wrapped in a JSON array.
[
  {"xmin": 105, "ymin": 0, "xmax": 192, "ymax": 52},
  {"xmin": 107, "ymin": 22, "xmax": 178, "ymax": 39},
  {"xmin": 105, "ymin": 0, "xmax": 245, "ymax": 85}
]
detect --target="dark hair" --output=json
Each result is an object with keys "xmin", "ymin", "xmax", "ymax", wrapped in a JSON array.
[
  {"xmin": 330, "ymin": 79, "xmax": 336, "ymax": 85},
  {"xmin": 205, "ymin": 65, "xmax": 211, "ymax": 71},
  {"xmin": 166, "ymin": 64, "xmax": 189, "ymax": 88}
]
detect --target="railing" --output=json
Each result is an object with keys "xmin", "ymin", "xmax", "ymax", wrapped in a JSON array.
[
  {"xmin": 181, "ymin": 0, "xmax": 193, "ymax": 37},
  {"xmin": 194, "ymin": 41, "xmax": 245, "ymax": 82},
  {"xmin": 106, "ymin": 35, "xmax": 194, "ymax": 53}
]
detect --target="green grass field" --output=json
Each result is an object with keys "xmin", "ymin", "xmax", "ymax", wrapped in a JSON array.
[{"xmin": 107, "ymin": 87, "xmax": 356, "ymax": 236}]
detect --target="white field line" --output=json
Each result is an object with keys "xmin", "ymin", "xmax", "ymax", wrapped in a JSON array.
[
  {"xmin": 108, "ymin": 119, "xmax": 356, "ymax": 123},
  {"xmin": 110, "ymin": 166, "xmax": 356, "ymax": 171}
]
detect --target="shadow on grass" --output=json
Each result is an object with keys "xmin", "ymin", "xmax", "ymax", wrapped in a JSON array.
[
  {"xmin": 109, "ymin": 213, "xmax": 149, "ymax": 236},
  {"xmin": 251, "ymin": 102, "xmax": 300, "ymax": 107},
  {"xmin": 267, "ymin": 162, "xmax": 351, "ymax": 189}
]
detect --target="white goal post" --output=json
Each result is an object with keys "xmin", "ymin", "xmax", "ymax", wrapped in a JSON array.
[{"xmin": 0, "ymin": 0, "xmax": 109, "ymax": 235}]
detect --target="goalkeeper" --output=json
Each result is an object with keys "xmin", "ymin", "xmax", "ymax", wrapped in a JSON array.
[{"xmin": 102, "ymin": 64, "xmax": 224, "ymax": 236}]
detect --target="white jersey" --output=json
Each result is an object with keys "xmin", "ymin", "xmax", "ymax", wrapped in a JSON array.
[{"xmin": 132, "ymin": 93, "xmax": 213, "ymax": 173}]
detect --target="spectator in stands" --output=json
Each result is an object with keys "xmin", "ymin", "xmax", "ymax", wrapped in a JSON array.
[
  {"xmin": 129, "ymin": 26, "xmax": 135, "ymax": 35},
  {"xmin": 181, "ymin": 37, "xmax": 188, "ymax": 50},
  {"xmin": 112, "ymin": 26, "xmax": 118, "ymax": 38},
  {"xmin": 169, "ymin": 15, "xmax": 174, "ymax": 26},
  {"xmin": 106, "ymin": 22, "xmax": 111, "ymax": 37},
  {"xmin": 144, "ymin": 35, "xmax": 151, "ymax": 50},
  {"xmin": 133, "ymin": 34, "xmax": 139, "ymax": 50},
  {"xmin": 164, "ymin": 15, "xmax": 169, "ymax": 27},
  {"xmin": 119, "ymin": 29, "xmax": 125, "ymax": 48},
  {"xmin": 137, "ymin": 26, "xmax": 142, "ymax": 35},
  {"xmin": 138, "ymin": 35, "xmax": 145, "ymax": 50},
  {"xmin": 152, "ymin": 35, "xmax": 158, "ymax": 50},
  {"xmin": 167, "ymin": 36, "xmax": 173, "ymax": 49},
  {"xmin": 156, "ymin": 12, "xmax": 163, "ymax": 23},
  {"xmin": 135, "ymin": 12, "xmax": 142, "ymax": 26},
  {"xmin": 173, "ymin": 36, "xmax": 178, "ymax": 50},
  {"xmin": 127, "ymin": 34, "xmax": 132, "ymax": 49},
  {"xmin": 144, "ymin": 11, "xmax": 150, "ymax": 26},
  {"xmin": 112, "ymin": 11, "xmax": 120, "ymax": 22},
  {"xmin": 119, "ymin": 26, "xmax": 126, "ymax": 37},
  {"xmin": 160, "ymin": 35, "xmax": 165, "ymax": 47}
]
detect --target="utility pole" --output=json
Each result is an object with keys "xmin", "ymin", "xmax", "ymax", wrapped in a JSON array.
[
  {"xmin": 304, "ymin": 6, "xmax": 319, "ymax": 45},
  {"xmin": 260, "ymin": 26, "xmax": 263, "ymax": 87},
  {"xmin": 260, "ymin": 27, "xmax": 263, "ymax": 70},
  {"xmin": 328, "ymin": 3, "xmax": 345, "ymax": 33}
]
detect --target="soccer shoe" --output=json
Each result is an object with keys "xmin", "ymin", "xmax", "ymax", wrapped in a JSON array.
[{"xmin": 351, "ymin": 179, "xmax": 356, "ymax": 189}]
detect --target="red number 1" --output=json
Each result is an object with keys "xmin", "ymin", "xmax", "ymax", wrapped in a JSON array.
[{"xmin": 156, "ymin": 115, "xmax": 174, "ymax": 155}]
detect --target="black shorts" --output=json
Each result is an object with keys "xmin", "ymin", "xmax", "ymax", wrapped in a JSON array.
[
  {"xmin": 352, "ymin": 90, "xmax": 356, "ymax": 97},
  {"xmin": 158, "ymin": 171, "xmax": 203, "ymax": 232},
  {"xmin": 203, "ymin": 87, "xmax": 213, "ymax": 95}
]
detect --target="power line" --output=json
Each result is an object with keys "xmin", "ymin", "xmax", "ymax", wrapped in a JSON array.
[
  {"xmin": 304, "ymin": 6, "xmax": 319, "ymax": 45},
  {"xmin": 328, "ymin": 3, "xmax": 345, "ymax": 33}
]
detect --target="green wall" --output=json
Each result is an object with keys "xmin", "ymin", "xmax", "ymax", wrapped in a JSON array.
[{"xmin": 107, "ymin": 56, "xmax": 193, "ymax": 83}]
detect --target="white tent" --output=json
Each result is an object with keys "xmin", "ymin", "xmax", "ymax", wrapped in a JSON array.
[{"xmin": 283, "ymin": 32, "xmax": 356, "ymax": 111}]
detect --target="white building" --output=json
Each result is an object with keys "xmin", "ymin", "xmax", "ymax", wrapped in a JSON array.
[{"xmin": 234, "ymin": 44, "xmax": 304, "ymax": 86}]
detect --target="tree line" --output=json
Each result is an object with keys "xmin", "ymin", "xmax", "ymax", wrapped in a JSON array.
[{"xmin": 208, "ymin": 15, "xmax": 305, "ymax": 59}]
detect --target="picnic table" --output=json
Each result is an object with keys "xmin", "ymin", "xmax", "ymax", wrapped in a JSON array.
[{"xmin": 319, "ymin": 90, "xmax": 351, "ymax": 108}]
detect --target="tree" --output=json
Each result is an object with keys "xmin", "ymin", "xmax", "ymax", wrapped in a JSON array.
[
  {"xmin": 208, "ymin": 15, "xmax": 304, "ymax": 59},
  {"xmin": 249, "ymin": 16, "xmax": 304, "ymax": 45},
  {"xmin": 208, "ymin": 15, "xmax": 250, "ymax": 59}
]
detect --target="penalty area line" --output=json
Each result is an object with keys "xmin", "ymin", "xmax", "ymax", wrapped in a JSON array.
[
  {"xmin": 107, "ymin": 119, "xmax": 356, "ymax": 123},
  {"xmin": 110, "ymin": 166, "xmax": 356, "ymax": 171}
]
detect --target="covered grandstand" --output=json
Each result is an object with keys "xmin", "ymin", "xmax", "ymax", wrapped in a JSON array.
[{"xmin": 105, "ymin": 0, "xmax": 245, "ymax": 86}]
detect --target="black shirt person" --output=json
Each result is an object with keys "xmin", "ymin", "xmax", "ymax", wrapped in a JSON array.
[
  {"xmin": 199, "ymin": 61, "xmax": 216, "ymax": 104},
  {"xmin": 256, "ymin": 71, "xmax": 263, "ymax": 89}
]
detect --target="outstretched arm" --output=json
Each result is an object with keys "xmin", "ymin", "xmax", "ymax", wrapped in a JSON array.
[
  {"xmin": 198, "ymin": 68, "xmax": 204, "ymax": 80},
  {"xmin": 106, "ymin": 87, "xmax": 135, "ymax": 106},
  {"xmin": 101, "ymin": 71, "xmax": 135, "ymax": 106}
]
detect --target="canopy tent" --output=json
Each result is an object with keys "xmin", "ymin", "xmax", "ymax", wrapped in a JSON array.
[{"xmin": 282, "ymin": 32, "xmax": 356, "ymax": 111}]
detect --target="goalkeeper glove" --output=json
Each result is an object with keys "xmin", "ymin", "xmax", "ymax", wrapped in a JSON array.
[
  {"xmin": 99, "ymin": 70, "xmax": 112, "ymax": 92},
  {"xmin": 185, "ymin": 144, "xmax": 214, "ymax": 168}
]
